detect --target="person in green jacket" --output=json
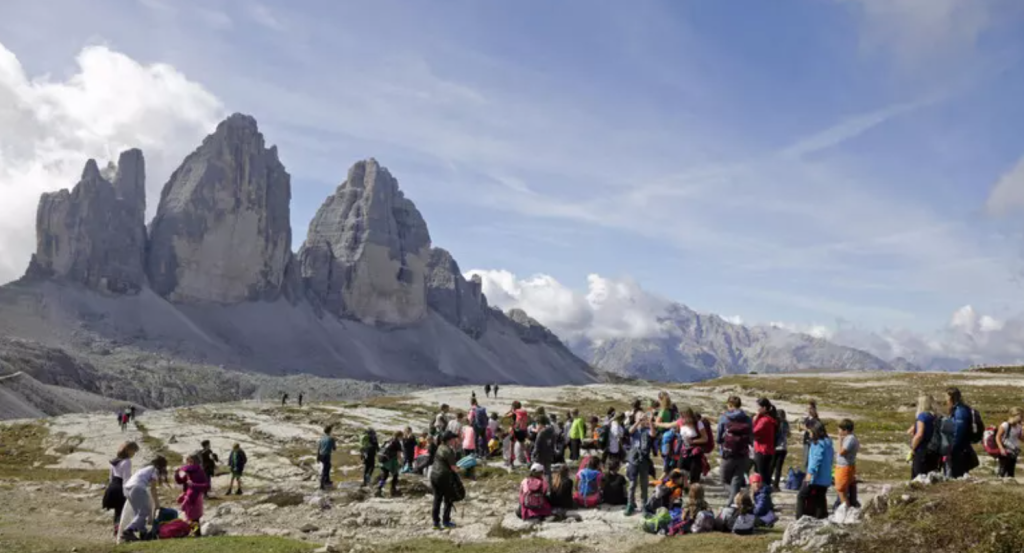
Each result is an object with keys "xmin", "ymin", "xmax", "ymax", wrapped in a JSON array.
[
  {"xmin": 226, "ymin": 443, "xmax": 247, "ymax": 495},
  {"xmin": 569, "ymin": 409, "xmax": 586, "ymax": 462}
]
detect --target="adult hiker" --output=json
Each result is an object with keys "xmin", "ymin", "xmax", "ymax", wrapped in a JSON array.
[
  {"xmin": 360, "ymin": 428, "xmax": 380, "ymax": 487},
  {"xmin": 298, "ymin": 392, "xmax": 304, "ymax": 407},
  {"xmin": 717, "ymin": 396, "xmax": 754, "ymax": 501},
  {"xmin": 119, "ymin": 410, "xmax": 129, "ymax": 432},
  {"xmin": 198, "ymin": 440, "xmax": 219, "ymax": 498},
  {"xmin": 430, "ymin": 431, "xmax": 463, "ymax": 530},
  {"xmin": 129, "ymin": 405, "xmax": 136, "ymax": 421},
  {"xmin": 434, "ymin": 404, "xmax": 451, "ymax": 436},
  {"xmin": 568, "ymin": 409, "xmax": 586, "ymax": 461},
  {"xmin": 908, "ymin": 394, "xmax": 940, "ymax": 478},
  {"xmin": 625, "ymin": 412, "xmax": 656, "ymax": 516},
  {"xmin": 771, "ymin": 410, "xmax": 791, "ymax": 490},
  {"xmin": 946, "ymin": 387, "xmax": 979, "ymax": 478},
  {"xmin": 752, "ymin": 398, "xmax": 779, "ymax": 486},
  {"xmin": 532, "ymin": 415, "xmax": 557, "ymax": 488},
  {"xmin": 802, "ymin": 400, "xmax": 820, "ymax": 471},
  {"xmin": 120, "ymin": 455, "xmax": 169, "ymax": 542},
  {"xmin": 282, "ymin": 393, "xmax": 288, "ymax": 406},
  {"xmin": 796, "ymin": 419, "xmax": 833, "ymax": 520},
  {"xmin": 674, "ymin": 407, "xmax": 711, "ymax": 485},
  {"xmin": 318, "ymin": 425, "xmax": 337, "ymax": 490},
  {"xmin": 627, "ymin": 399, "xmax": 643, "ymax": 427},
  {"xmin": 494, "ymin": 384, "xmax": 499, "ymax": 398},
  {"xmin": 550, "ymin": 413, "xmax": 567, "ymax": 464},
  {"xmin": 485, "ymin": 383, "xmax": 492, "ymax": 399},
  {"xmin": 470, "ymin": 398, "xmax": 489, "ymax": 455},
  {"xmin": 226, "ymin": 443, "xmax": 247, "ymax": 495},
  {"xmin": 995, "ymin": 407, "xmax": 1023, "ymax": 478},
  {"xmin": 103, "ymin": 441, "xmax": 139, "ymax": 539},
  {"xmin": 376, "ymin": 431, "xmax": 404, "ymax": 498}
]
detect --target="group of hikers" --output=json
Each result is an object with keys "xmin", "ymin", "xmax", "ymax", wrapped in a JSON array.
[
  {"xmin": 115, "ymin": 406, "xmax": 137, "ymax": 431},
  {"xmin": 103, "ymin": 384, "xmax": 1020, "ymax": 540}
]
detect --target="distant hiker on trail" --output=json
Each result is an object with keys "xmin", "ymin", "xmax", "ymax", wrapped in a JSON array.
[
  {"xmin": 718, "ymin": 396, "xmax": 753, "ymax": 501},
  {"xmin": 175, "ymin": 452, "xmax": 210, "ymax": 536},
  {"xmin": 318, "ymin": 425, "xmax": 337, "ymax": 491},
  {"xmin": 796, "ymin": 419, "xmax": 833, "ymax": 520},
  {"xmin": 908, "ymin": 394, "xmax": 940, "ymax": 479},
  {"xmin": 802, "ymin": 400, "xmax": 820, "ymax": 471},
  {"xmin": 753, "ymin": 398, "xmax": 779, "ymax": 486},
  {"xmin": 119, "ymin": 410, "xmax": 130, "ymax": 432},
  {"xmin": 129, "ymin": 405, "xmax": 137, "ymax": 421},
  {"xmin": 471, "ymin": 390, "xmax": 477, "ymax": 404},
  {"xmin": 120, "ymin": 455, "xmax": 169, "ymax": 542},
  {"xmin": 103, "ymin": 441, "xmax": 139, "ymax": 539},
  {"xmin": 995, "ymin": 407, "xmax": 1022, "ymax": 478},
  {"xmin": 771, "ymin": 410, "xmax": 791, "ymax": 490},
  {"xmin": 199, "ymin": 440, "xmax": 219, "ymax": 498},
  {"xmin": 946, "ymin": 387, "xmax": 980, "ymax": 478},
  {"xmin": 282, "ymin": 393, "xmax": 288, "ymax": 406},
  {"xmin": 298, "ymin": 393, "xmax": 304, "ymax": 407},
  {"xmin": 376, "ymin": 431, "xmax": 403, "ymax": 498},
  {"xmin": 430, "ymin": 431, "xmax": 463, "ymax": 530},
  {"xmin": 226, "ymin": 443, "xmax": 247, "ymax": 495},
  {"xmin": 360, "ymin": 428, "xmax": 379, "ymax": 488},
  {"xmin": 485, "ymin": 384, "xmax": 492, "ymax": 398},
  {"xmin": 493, "ymin": 384, "xmax": 499, "ymax": 398},
  {"xmin": 433, "ymin": 404, "xmax": 450, "ymax": 436}
]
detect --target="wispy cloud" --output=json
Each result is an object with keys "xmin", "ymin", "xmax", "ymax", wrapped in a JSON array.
[
  {"xmin": 780, "ymin": 98, "xmax": 933, "ymax": 159},
  {"xmin": 248, "ymin": 4, "xmax": 286, "ymax": 32},
  {"xmin": 986, "ymin": 154, "xmax": 1024, "ymax": 215}
]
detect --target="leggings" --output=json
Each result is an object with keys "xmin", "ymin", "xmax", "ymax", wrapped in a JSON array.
[
  {"xmin": 998, "ymin": 453, "xmax": 1018, "ymax": 478},
  {"xmin": 362, "ymin": 457, "xmax": 375, "ymax": 486},
  {"xmin": 911, "ymin": 450, "xmax": 939, "ymax": 479},
  {"xmin": 680, "ymin": 454, "xmax": 703, "ymax": 484},
  {"xmin": 796, "ymin": 484, "xmax": 828, "ymax": 520},
  {"xmin": 771, "ymin": 450, "xmax": 788, "ymax": 488}
]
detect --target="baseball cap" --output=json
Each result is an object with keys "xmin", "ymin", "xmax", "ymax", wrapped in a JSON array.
[
  {"xmin": 530, "ymin": 463, "xmax": 545, "ymax": 473},
  {"xmin": 750, "ymin": 473, "xmax": 763, "ymax": 484}
]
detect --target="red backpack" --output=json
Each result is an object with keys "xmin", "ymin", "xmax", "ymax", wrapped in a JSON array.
[
  {"xmin": 700, "ymin": 418, "xmax": 716, "ymax": 455},
  {"xmin": 157, "ymin": 519, "xmax": 192, "ymax": 539},
  {"xmin": 983, "ymin": 426, "xmax": 1001, "ymax": 457},
  {"xmin": 522, "ymin": 478, "xmax": 547, "ymax": 510}
]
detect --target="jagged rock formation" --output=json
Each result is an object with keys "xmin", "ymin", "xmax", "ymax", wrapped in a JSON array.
[
  {"xmin": 425, "ymin": 248, "xmax": 487, "ymax": 338},
  {"xmin": 146, "ymin": 114, "xmax": 292, "ymax": 304},
  {"xmin": 300, "ymin": 159, "xmax": 431, "ymax": 326},
  {"xmin": 27, "ymin": 150, "xmax": 147, "ymax": 293}
]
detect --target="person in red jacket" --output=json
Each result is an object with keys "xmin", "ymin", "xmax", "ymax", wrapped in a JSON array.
[{"xmin": 752, "ymin": 398, "xmax": 779, "ymax": 486}]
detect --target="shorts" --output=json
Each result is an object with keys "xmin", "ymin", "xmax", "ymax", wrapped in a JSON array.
[
  {"xmin": 514, "ymin": 430, "xmax": 528, "ymax": 443},
  {"xmin": 835, "ymin": 465, "xmax": 855, "ymax": 492}
]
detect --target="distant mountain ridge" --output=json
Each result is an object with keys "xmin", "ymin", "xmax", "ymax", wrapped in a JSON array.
[{"xmin": 573, "ymin": 302, "xmax": 923, "ymax": 381}]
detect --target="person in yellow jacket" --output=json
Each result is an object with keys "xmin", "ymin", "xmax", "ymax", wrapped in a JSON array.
[{"xmin": 569, "ymin": 410, "xmax": 586, "ymax": 462}]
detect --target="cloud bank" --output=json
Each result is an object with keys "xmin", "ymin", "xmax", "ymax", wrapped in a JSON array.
[{"xmin": 0, "ymin": 42, "xmax": 223, "ymax": 284}]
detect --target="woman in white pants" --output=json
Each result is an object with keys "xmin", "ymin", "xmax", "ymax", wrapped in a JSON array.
[{"xmin": 121, "ymin": 456, "xmax": 168, "ymax": 542}]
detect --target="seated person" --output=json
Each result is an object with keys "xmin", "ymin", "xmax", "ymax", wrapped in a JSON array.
[
  {"xmin": 601, "ymin": 459, "xmax": 628, "ymax": 506},
  {"xmin": 750, "ymin": 473, "xmax": 777, "ymax": 527},
  {"xmin": 574, "ymin": 456, "xmax": 603, "ymax": 508},
  {"xmin": 517, "ymin": 464, "xmax": 552, "ymax": 520}
]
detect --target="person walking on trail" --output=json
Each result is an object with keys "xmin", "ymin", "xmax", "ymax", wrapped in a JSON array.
[
  {"xmin": 360, "ymin": 428, "xmax": 380, "ymax": 487},
  {"xmin": 119, "ymin": 410, "xmax": 130, "ymax": 432},
  {"xmin": 946, "ymin": 387, "xmax": 978, "ymax": 478},
  {"xmin": 532, "ymin": 415, "xmax": 556, "ymax": 488},
  {"xmin": 120, "ymin": 455, "xmax": 169, "ymax": 542},
  {"xmin": 282, "ymin": 393, "xmax": 289, "ymax": 406},
  {"xmin": 802, "ymin": 400, "xmax": 820, "ymax": 471},
  {"xmin": 431, "ymin": 431, "xmax": 463, "ymax": 530},
  {"xmin": 718, "ymin": 396, "xmax": 754, "ymax": 502},
  {"xmin": 318, "ymin": 425, "xmax": 337, "ymax": 491},
  {"xmin": 771, "ymin": 410, "xmax": 791, "ymax": 490},
  {"xmin": 996, "ymin": 407, "xmax": 1023, "ymax": 478},
  {"xmin": 103, "ymin": 441, "xmax": 139, "ymax": 539},
  {"xmin": 568, "ymin": 409, "xmax": 586, "ymax": 462},
  {"xmin": 485, "ymin": 384, "xmax": 492, "ymax": 399},
  {"xmin": 298, "ymin": 393, "xmax": 304, "ymax": 407},
  {"xmin": 129, "ymin": 405, "xmax": 136, "ymax": 421},
  {"xmin": 752, "ymin": 398, "xmax": 779, "ymax": 487},
  {"xmin": 376, "ymin": 431, "xmax": 404, "ymax": 498},
  {"xmin": 198, "ymin": 440, "xmax": 219, "ymax": 498},
  {"xmin": 796, "ymin": 419, "xmax": 833, "ymax": 520},
  {"xmin": 226, "ymin": 443, "xmax": 247, "ymax": 495},
  {"xmin": 835, "ymin": 419, "xmax": 860, "ymax": 509},
  {"xmin": 494, "ymin": 384, "xmax": 500, "ymax": 398},
  {"xmin": 625, "ymin": 413, "xmax": 656, "ymax": 516},
  {"xmin": 908, "ymin": 395, "xmax": 940, "ymax": 479}
]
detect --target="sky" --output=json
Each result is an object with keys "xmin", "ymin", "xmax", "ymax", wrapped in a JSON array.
[{"xmin": 2, "ymin": 0, "xmax": 1024, "ymax": 365}]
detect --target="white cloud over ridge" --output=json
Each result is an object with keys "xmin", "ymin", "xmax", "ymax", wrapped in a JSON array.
[{"xmin": 0, "ymin": 42, "xmax": 223, "ymax": 284}]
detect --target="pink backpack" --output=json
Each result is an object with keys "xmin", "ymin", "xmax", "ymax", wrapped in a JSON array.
[{"xmin": 158, "ymin": 519, "xmax": 192, "ymax": 539}]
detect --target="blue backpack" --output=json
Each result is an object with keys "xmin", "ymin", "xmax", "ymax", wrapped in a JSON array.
[
  {"xmin": 785, "ymin": 468, "xmax": 805, "ymax": 491},
  {"xmin": 660, "ymin": 429, "xmax": 678, "ymax": 457},
  {"xmin": 473, "ymin": 406, "xmax": 489, "ymax": 429},
  {"xmin": 579, "ymin": 468, "xmax": 600, "ymax": 497}
]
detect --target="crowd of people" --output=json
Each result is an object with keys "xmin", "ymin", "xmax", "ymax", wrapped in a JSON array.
[{"xmin": 101, "ymin": 385, "xmax": 1018, "ymax": 541}]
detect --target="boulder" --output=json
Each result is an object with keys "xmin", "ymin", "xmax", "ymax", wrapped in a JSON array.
[
  {"xmin": 768, "ymin": 516, "xmax": 847, "ymax": 553},
  {"xmin": 28, "ymin": 151, "xmax": 147, "ymax": 294},
  {"xmin": 299, "ymin": 159, "xmax": 431, "ymax": 326},
  {"xmin": 200, "ymin": 521, "xmax": 225, "ymax": 537},
  {"xmin": 146, "ymin": 113, "xmax": 292, "ymax": 304},
  {"xmin": 424, "ymin": 248, "xmax": 487, "ymax": 337}
]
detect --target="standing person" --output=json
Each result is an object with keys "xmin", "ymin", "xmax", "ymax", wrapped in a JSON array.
[
  {"xmin": 494, "ymin": 384, "xmax": 499, "ymax": 398},
  {"xmin": 569, "ymin": 409, "xmax": 586, "ymax": 462},
  {"xmin": 376, "ymin": 431, "xmax": 403, "ymax": 498},
  {"xmin": 627, "ymin": 399, "xmax": 643, "ymax": 427},
  {"xmin": 318, "ymin": 425, "xmax": 337, "ymax": 491},
  {"xmin": 485, "ymin": 383, "xmax": 492, "ymax": 398},
  {"xmin": 434, "ymin": 404, "xmax": 451, "ymax": 437},
  {"xmin": 129, "ymin": 406, "xmax": 136, "ymax": 422},
  {"xmin": 995, "ymin": 407, "xmax": 1023, "ymax": 478},
  {"xmin": 298, "ymin": 392, "xmax": 304, "ymax": 407},
  {"xmin": 947, "ymin": 387, "xmax": 977, "ymax": 478},
  {"xmin": 488, "ymin": 413, "xmax": 501, "ymax": 443},
  {"xmin": 674, "ymin": 407, "xmax": 710, "ymax": 485},
  {"xmin": 102, "ymin": 441, "xmax": 139, "ymax": 539},
  {"xmin": 506, "ymin": 401, "xmax": 529, "ymax": 462},
  {"xmin": 119, "ymin": 410, "xmax": 129, "ymax": 432},
  {"xmin": 198, "ymin": 440, "xmax": 219, "ymax": 498},
  {"xmin": 461, "ymin": 421, "xmax": 477, "ymax": 477},
  {"xmin": 281, "ymin": 393, "xmax": 288, "ymax": 406},
  {"xmin": 908, "ymin": 395, "xmax": 939, "ymax": 478},
  {"xmin": 717, "ymin": 396, "xmax": 754, "ymax": 501},
  {"xmin": 625, "ymin": 413, "xmax": 656, "ymax": 516},
  {"xmin": 401, "ymin": 427, "xmax": 417, "ymax": 474},
  {"xmin": 796, "ymin": 419, "xmax": 833, "ymax": 520},
  {"xmin": 174, "ymin": 453, "xmax": 210, "ymax": 536},
  {"xmin": 470, "ymin": 399, "xmax": 489, "ymax": 456},
  {"xmin": 226, "ymin": 443, "xmax": 247, "ymax": 495},
  {"xmin": 430, "ymin": 431, "xmax": 462, "ymax": 530},
  {"xmin": 752, "ymin": 398, "xmax": 779, "ymax": 486},
  {"xmin": 532, "ymin": 415, "xmax": 556, "ymax": 488},
  {"xmin": 447, "ymin": 412, "xmax": 466, "ymax": 457},
  {"xmin": 359, "ymin": 428, "xmax": 379, "ymax": 488},
  {"xmin": 608, "ymin": 412, "xmax": 626, "ymax": 465},
  {"xmin": 802, "ymin": 401, "xmax": 820, "ymax": 471},
  {"xmin": 771, "ymin": 410, "xmax": 791, "ymax": 490},
  {"xmin": 835, "ymin": 419, "xmax": 859, "ymax": 509},
  {"xmin": 120, "ymin": 456, "xmax": 168, "ymax": 542}
]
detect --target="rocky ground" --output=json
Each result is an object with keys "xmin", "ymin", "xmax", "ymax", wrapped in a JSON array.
[{"xmin": 2, "ymin": 373, "xmax": 1023, "ymax": 553}]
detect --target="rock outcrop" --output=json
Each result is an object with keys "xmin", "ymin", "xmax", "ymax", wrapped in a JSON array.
[
  {"xmin": 425, "ymin": 248, "xmax": 487, "ymax": 338},
  {"xmin": 27, "ymin": 150, "xmax": 147, "ymax": 294},
  {"xmin": 146, "ymin": 114, "xmax": 292, "ymax": 304},
  {"xmin": 300, "ymin": 159, "xmax": 431, "ymax": 326}
]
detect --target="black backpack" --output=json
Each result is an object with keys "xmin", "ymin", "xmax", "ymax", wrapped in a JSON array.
[{"xmin": 969, "ymin": 408, "xmax": 985, "ymax": 445}]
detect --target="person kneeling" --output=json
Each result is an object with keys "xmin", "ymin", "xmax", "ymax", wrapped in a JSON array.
[{"xmin": 517, "ymin": 464, "xmax": 553, "ymax": 520}]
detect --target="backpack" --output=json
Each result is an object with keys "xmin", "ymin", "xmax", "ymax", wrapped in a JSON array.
[
  {"xmin": 157, "ymin": 519, "xmax": 192, "ymax": 539},
  {"xmin": 631, "ymin": 430, "xmax": 653, "ymax": 460},
  {"xmin": 661, "ymin": 431, "xmax": 678, "ymax": 457},
  {"xmin": 700, "ymin": 418, "xmax": 715, "ymax": 456},
  {"xmin": 721, "ymin": 416, "xmax": 752, "ymax": 459},
  {"xmin": 970, "ymin": 408, "xmax": 985, "ymax": 444},
  {"xmin": 692, "ymin": 510, "xmax": 715, "ymax": 533},
  {"xmin": 925, "ymin": 415, "xmax": 943, "ymax": 454},
  {"xmin": 983, "ymin": 426, "xmax": 1001, "ymax": 457},
  {"xmin": 450, "ymin": 473, "xmax": 466, "ymax": 502},
  {"xmin": 578, "ymin": 468, "xmax": 600, "ymax": 497},
  {"xmin": 641, "ymin": 507, "xmax": 672, "ymax": 534},
  {"xmin": 522, "ymin": 478, "xmax": 547, "ymax": 510},
  {"xmin": 473, "ymin": 406, "xmax": 489, "ymax": 430},
  {"xmin": 785, "ymin": 468, "xmax": 805, "ymax": 491},
  {"xmin": 597, "ymin": 425, "xmax": 610, "ymax": 450},
  {"xmin": 933, "ymin": 415, "xmax": 955, "ymax": 456}
]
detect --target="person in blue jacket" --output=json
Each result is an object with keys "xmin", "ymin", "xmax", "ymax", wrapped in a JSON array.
[
  {"xmin": 946, "ymin": 387, "xmax": 975, "ymax": 478},
  {"xmin": 796, "ymin": 419, "xmax": 833, "ymax": 520}
]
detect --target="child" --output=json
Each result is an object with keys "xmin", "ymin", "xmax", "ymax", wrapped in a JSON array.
[
  {"xmin": 549, "ymin": 465, "xmax": 575, "ymax": 510},
  {"xmin": 503, "ymin": 428, "xmax": 516, "ymax": 469},
  {"xmin": 647, "ymin": 468, "xmax": 686, "ymax": 512},
  {"xmin": 574, "ymin": 456, "xmax": 603, "ymax": 508},
  {"xmin": 120, "ymin": 456, "xmax": 168, "ymax": 542},
  {"xmin": 376, "ymin": 431, "xmax": 403, "ymax": 498},
  {"xmin": 198, "ymin": 440, "xmax": 219, "ymax": 498},
  {"xmin": 731, "ymin": 493, "xmax": 756, "ymax": 535},
  {"xmin": 836, "ymin": 418, "xmax": 859, "ymax": 509},
  {"xmin": 226, "ymin": 443, "xmax": 247, "ymax": 495},
  {"xmin": 175, "ymin": 453, "xmax": 210, "ymax": 536},
  {"xmin": 461, "ymin": 422, "xmax": 477, "ymax": 459},
  {"xmin": 682, "ymin": 484, "xmax": 713, "ymax": 534},
  {"xmin": 601, "ymin": 458, "xmax": 628, "ymax": 506},
  {"xmin": 360, "ymin": 428, "xmax": 379, "ymax": 488},
  {"xmin": 749, "ymin": 473, "xmax": 776, "ymax": 527},
  {"xmin": 401, "ymin": 427, "xmax": 417, "ymax": 474},
  {"xmin": 488, "ymin": 412, "xmax": 500, "ymax": 443},
  {"xmin": 518, "ymin": 463, "xmax": 552, "ymax": 520}
]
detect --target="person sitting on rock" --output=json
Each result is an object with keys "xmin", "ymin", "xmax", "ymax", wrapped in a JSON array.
[
  {"xmin": 646, "ymin": 468, "xmax": 686, "ymax": 513},
  {"xmin": 375, "ymin": 431, "xmax": 403, "ymax": 498},
  {"xmin": 574, "ymin": 456, "xmax": 603, "ymax": 508},
  {"xmin": 518, "ymin": 464, "xmax": 553, "ymax": 520},
  {"xmin": 730, "ymin": 493, "xmax": 756, "ymax": 535},
  {"xmin": 601, "ymin": 458, "xmax": 628, "ymax": 506},
  {"xmin": 175, "ymin": 453, "xmax": 210, "ymax": 536},
  {"xmin": 548, "ymin": 464, "xmax": 575, "ymax": 511},
  {"xmin": 678, "ymin": 484, "xmax": 713, "ymax": 534},
  {"xmin": 749, "ymin": 473, "xmax": 776, "ymax": 527}
]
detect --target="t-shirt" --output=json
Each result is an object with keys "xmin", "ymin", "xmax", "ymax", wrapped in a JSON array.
[
  {"xmin": 609, "ymin": 422, "xmax": 624, "ymax": 454},
  {"xmin": 1001, "ymin": 422, "xmax": 1022, "ymax": 453},
  {"xmin": 447, "ymin": 419, "xmax": 463, "ymax": 437},
  {"xmin": 488, "ymin": 419, "xmax": 500, "ymax": 437},
  {"xmin": 837, "ymin": 434, "xmax": 859, "ymax": 467},
  {"xmin": 658, "ymin": 409, "xmax": 674, "ymax": 424},
  {"xmin": 914, "ymin": 412, "xmax": 935, "ymax": 452},
  {"xmin": 461, "ymin": 426, "xmax": 477, "ymax": 451},
  {"xmin": 110, "ymin": 458, "xmax": 132, "ymax": 481},
  {"xmin": 514, "ymin": 409, "xmax": 529, "ymax": 431},
  {"xmin": 432, "ymin": 444, "xmax": 457, "ymax": 477},
  {"xmin": 125, "ymin": 465, "xmax": 159, "ymax": 489},
  {"xmin": 679, "ymin": 424, "xmax": 698, "ymax": 445},
  {"xmin": 318, "ymin": 435, "xmax": 337, "ymax": 459}
]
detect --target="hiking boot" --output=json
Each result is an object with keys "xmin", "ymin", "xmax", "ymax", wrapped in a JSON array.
[
  {"xmin": 443, "ymin": 521, "xmax": 457, "ymax": 529},
  {"xmin": 374, "ymin": 488, "xmax": 383, "ymax": 498},
  {"xmin": 120, "ymin": 530, "xmax": 139, "ymax": 542},
  {"xmin": 624, "ymin": 504, "xmax": 636, "ymax": 516},
  {"xmin": 432, "ymin": 524, "xmax": 444, "ymax": 531},
  {"xmin": 236, "ymin": 488, "xmax": 243, "ymax": 495}
]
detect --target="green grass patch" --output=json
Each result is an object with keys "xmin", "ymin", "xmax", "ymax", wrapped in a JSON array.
[
  {"xmin": 0, "ymin": 422, "xmax": 106, "ymax": 483},
  {"xmin": 370, "ymin": 537, "xmax": 590, "ymax": 553},
  {"xmin": 627, "ymin": 531, "xmax": 780, "ymax": 553},
  {"xmin": 112, "ymin": 536, "xmax": 316, "ymax": 553}
]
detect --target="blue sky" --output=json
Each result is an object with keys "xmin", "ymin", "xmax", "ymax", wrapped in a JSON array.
[{"xmin": 3, "ymin": 0, "xmax": 1024, "ymax": 346}]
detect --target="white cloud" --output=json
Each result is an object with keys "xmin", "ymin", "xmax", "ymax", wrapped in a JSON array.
[
  {"xmin": 768, "ymin": 321, "xmax": 833, "ymax": 340},
  {"xmin": 985, "ymin": 154, "xmax": 1024, "ymax": 215},
  {"xmin": 0, "ymin": 42, "xmax": 223, "ymax": 284},
  {"xmin": 248, "ymin": 4, "xmax": 286, "ymax": 32},
  {"xmin": 465, "ymin": 269, "xmax": 672, "ymax": 344},
  {"xmin": 722, "ymin": 315, "xmax": 744, "ymax": 325}
]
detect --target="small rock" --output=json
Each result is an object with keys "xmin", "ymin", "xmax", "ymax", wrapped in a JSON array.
[
  {"xmin": 201, "ymin": 522, "xmax": 226, "ymax": 537},
  {"xmin": 300, "ymin": 523, "xmax": 320, "ymax": 533}
]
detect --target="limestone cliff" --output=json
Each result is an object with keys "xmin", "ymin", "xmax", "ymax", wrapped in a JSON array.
[{"xmin": 425, "ymin": 247, "xmax": 488, "ymax": 338}]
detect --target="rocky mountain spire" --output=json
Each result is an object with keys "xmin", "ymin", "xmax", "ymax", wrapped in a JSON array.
[
  {"xmin": 299, "ymin": 159, "xmax": 431, "ymax": 325},
  {"xmin": 27, "ymin": 150, "xmax": 148, "ymax": 294},
  {"xmin": 425, "ymin": 247, "xmax": 488, "ymax": 337},
  {"xmin": 146, "ymin": 113, "xmax": 292, "ymax": 304}
]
